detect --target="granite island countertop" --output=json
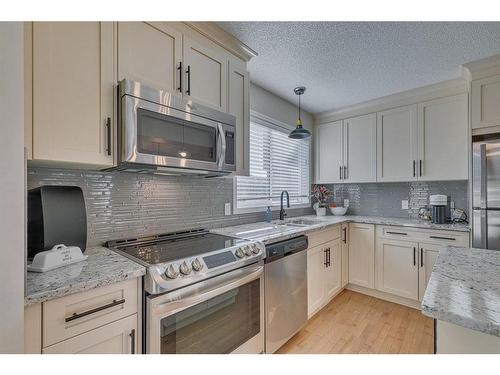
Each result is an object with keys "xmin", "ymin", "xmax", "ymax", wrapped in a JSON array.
[
  {"xmin": 212, "ymin": 214, "xmax": 469, "ymax": 244},
  {"xmin": 25, "ymin": 246, "xmax": 146, "ymax": 306},
  {"xmin": 421, "ymin": 246, "xmax": 500, "ymax": 337}
]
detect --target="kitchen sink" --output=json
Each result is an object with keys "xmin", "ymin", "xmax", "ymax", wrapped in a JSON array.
[{"xmin": 284, "ymin": 218, "xmax": 323, "ymax": 226}]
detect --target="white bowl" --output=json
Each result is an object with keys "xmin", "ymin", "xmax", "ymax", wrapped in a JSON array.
[{"xmin": 329, "ymin": 206, "xmax": 348, "ymax": 216}]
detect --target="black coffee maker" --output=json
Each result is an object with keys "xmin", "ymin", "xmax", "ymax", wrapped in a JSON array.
[{"xmin": 429, "ymin": 194, "xmax": 448, "ymax": 224}]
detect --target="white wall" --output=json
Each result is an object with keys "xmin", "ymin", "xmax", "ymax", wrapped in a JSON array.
[
  {"xmin": 0, "ymin": 22, "xmax": 25, "ymax": 353},
  {"xmin": 250, "ymin": 83, "xmax": 313, "ymax": 131}
]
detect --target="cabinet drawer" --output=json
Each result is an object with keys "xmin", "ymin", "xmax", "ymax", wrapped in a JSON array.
[
  {"xmin": 307, "ymin": 225, "xmax": 341, "ymax": 248},
  {"xmin": 377, "ymin": 225, "xmax": 469, "ymax": 246},
  {"xmin": 43, "ymin": 314, "xmax": 137, "ymax": 354},
  {"xmin": 43, "ymin": 278, "xmax": 138, "ymax": 347}
]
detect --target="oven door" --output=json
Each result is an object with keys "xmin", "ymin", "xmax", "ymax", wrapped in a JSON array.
[
  {"xmin": 146, "ymin": 262, "xmax": 264, "ymax": 354},
  {"xmin": 121, "ymin": 94, "xmax": 233, "ymax": 172}
]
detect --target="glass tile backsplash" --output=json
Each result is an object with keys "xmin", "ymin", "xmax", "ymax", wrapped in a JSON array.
[
  {"xmin": 319, "ymin": 181, "xmax": 468, "ymax": 219},
  {"xmin": 27, "ymin": 168, "xmax": 468, "ymax": 247}
]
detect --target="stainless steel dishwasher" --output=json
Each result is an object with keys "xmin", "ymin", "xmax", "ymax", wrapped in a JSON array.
[{"xmin": 264, "ymin": 235, "xmax": 308, "ymax": 353}]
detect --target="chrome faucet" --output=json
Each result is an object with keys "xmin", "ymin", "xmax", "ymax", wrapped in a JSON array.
[{"xmin": 280, "ymin": 190, "xmax": 290, "ymax": 221}]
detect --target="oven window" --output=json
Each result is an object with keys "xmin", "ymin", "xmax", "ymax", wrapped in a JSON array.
[
  {"xmin": 137, "ymin": 108, "xmax": 217, "ymax": 162},
  {"xmin": 160, "ymin": 278, "xmax": 260, "ymax": 354}
]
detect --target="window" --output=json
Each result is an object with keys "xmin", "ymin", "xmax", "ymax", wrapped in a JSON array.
[{"xmin": 235, "ymin": 113, "xmax": 310, "ymax": 211}]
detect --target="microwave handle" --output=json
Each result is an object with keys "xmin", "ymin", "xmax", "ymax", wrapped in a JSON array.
[{"xmin": 217, "ymin": 123, "xmax": 226, "ymax": 169}]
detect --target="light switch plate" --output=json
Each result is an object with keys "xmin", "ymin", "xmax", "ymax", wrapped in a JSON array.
[
  {"xmin": 344, "ymin": 199, "xmax": 350, "ymax": 207},
  {"xmin": 224, "ymin": 202, "xmax": 231, "ymax": 216},
  {"xmin": 401, "ymin": 200, "xmax": 409, "ymax": 210}
]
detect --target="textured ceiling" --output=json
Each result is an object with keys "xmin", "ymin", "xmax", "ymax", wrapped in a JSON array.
[{"xmin": 217, "ymin": 22, "xmax": 500, "ymax": 114}]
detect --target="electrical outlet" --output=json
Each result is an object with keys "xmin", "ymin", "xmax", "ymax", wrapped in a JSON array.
[
  {"xmin": 224, "ymin": 202, "xmax": 231, "ymax": 216},
  {"xmin": 344, "ymin": 199, "xmax": 350, "ymax": 207},
  {"xmin": 401, "ymin": 199, "xmax": 409, "ymax": 210}
]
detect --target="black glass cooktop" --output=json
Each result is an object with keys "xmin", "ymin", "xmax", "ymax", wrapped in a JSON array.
[{"xmin": 113, "ymin": 231, "xmax": 244, "ymax": 265}]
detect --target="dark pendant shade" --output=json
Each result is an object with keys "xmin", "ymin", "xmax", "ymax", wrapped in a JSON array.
[
  {"xmin": 289, "ymin": 86, "xmax": 311, "ymax": 139},
  {"xmin": 289, "ymin": 124, "xmax": 311, "ymax": 139}
]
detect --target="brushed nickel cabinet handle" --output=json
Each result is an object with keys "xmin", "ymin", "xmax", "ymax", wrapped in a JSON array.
[{"xmin": 65, "ymin": 298, "xmax": 125, "ymax": 323}]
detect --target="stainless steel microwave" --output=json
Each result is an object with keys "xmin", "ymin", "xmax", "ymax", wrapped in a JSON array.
[{"xmin": 112, "ymin": 79, "xmax": 236, "ymax": 176}]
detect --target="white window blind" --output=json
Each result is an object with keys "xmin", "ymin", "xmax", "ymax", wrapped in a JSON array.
[{"xmin": 235, "ymin": 115, "xmax": 310, "ymax": 210}]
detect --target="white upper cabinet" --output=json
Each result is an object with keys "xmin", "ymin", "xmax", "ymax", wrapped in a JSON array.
[
  {"xmin": 377, "ymin": 105, "xmax": 418, "ymax": 182},
  {"xmin": 417, "ymin": 93, "xmax": 468, "ymax": 181},
  {"xmin": 315, "ymin": 120, "xmax": 343, "ymax": 183},
  {"xmin": 32, "ymin": 22, "xmax": 114, "ymax": 167},
  {"xmin": 471, "ymin": 75, "xmax": 500, "ymax": 129},
  {"xmin": 228, "ymin": 58, "xmax": 250, "ymax": 176},
  {"xmin": 118, "ymin": 22, "xmax": 182, "ymax": 94},
  {"xmin": 183, "ymin": 36, "xmax": 227, "ymax": 111},
  {"xmin": 343, "ymin": 113, "xmax": 377, "ymax": 183}
]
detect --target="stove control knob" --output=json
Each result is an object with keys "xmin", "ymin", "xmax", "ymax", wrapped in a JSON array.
[
  {"xmin": 252, "ymin": 244, "xmax": 261, "ymax": 255},
  {"xmin": 235, "ymin": 248, "xmax": 245, "ymax": 258},
  {"xmin": 179, "ymin": 261, "xmax": 192, "ymax": 275},
  {"xmin": 192, "ymin": 258, "xmax": 204, "ymax": 272},
  {"xmin": 244, "ymin": 245, "xmax": 252, "ymax": 256},
  {"xmin": 165, "ymin": 264, "xmax": 179, "ymax": 279}
]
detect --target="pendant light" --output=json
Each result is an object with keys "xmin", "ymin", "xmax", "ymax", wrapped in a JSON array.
[{"xmin": 289, "ymin": 86, "xmax": 311, "ymax": 139}]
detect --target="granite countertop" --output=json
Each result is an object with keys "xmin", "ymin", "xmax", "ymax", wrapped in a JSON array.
[
  {"xmin": 212, "ymin": 214, "xmax": 470, "ymax": 244},
  {"xmin": 421, "ymin": 246, "xmax": 500, "ymax": 337},
  {"xmin": 25, "ymin": 246, "xmax": 146, "ymax": 306}
]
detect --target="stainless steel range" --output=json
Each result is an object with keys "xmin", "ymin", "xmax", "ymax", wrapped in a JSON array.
[{"xmin": 107, "ymin": 229, "xmax": 265, "ymax": 354}]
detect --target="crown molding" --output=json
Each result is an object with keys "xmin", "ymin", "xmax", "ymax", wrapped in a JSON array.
[
  {"xmin": 184, "ymin": 22, "xmax": 258, "ymax": 62},
  {"xmin": 462, "ymin": 53, "xmax": 500, "ymax": 81},
  {"xmin": 314, "ymin": 78, "xmax": 467, "ymax": 125}
]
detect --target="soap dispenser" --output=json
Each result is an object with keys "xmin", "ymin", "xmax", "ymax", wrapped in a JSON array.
[{"xmin": 264, "ymin": 206, "xmax": 272, "ymax": 222}]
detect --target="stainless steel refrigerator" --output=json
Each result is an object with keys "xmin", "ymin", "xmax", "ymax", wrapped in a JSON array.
[{"xmin": 472, "ymin": 136, "xmax": 500, "ymax": 250}]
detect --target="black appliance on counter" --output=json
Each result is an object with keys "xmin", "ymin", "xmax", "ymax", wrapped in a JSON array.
[{"xmin": 27, "ymin": 186, "xmax": 87, "ymax": 259}]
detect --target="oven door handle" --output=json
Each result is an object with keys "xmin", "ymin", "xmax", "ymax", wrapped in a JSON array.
[
  {"xmin": 216, "ymin": 123, "xmax": 226, "ymax": 170},
  {"xmin": 150, "ymin": 263, "xmax": 263, "ymax": 317}
]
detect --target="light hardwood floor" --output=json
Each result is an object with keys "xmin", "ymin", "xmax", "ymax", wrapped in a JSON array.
[{"xmin": 277, "ymin": 289, "xmax": 434, "ymax": 354}]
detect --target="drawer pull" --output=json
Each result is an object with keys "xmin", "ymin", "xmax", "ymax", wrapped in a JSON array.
[
  {"xmin": 65, "ymin": 298, "xmax": 126, "ymax": 323},
  {"xmin": 386, "ymin": 231, "xmax": 407, "ymax": 236},
  {"xmin": 429, "ymin": 236, "xmax": 455, "ymax": 241}
]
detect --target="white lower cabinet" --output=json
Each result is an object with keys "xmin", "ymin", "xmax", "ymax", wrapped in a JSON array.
[
  {"xmin": 43, "ymin": 314, "xmax": 137, "ymax": 354},
  {"xmin": 348, "ymin": 223, "xmax": 375, "ymax": 288},
  {"xmin": 374, "ymin": 225, "xmax": 469, "ymax": 303},
  {"xmin": 375, "ymin": 238, "xmax": 419, "ymax": 300},
  {"xmin": 307, "ymin": 235, "xmax": 342, "ymax": 318}
]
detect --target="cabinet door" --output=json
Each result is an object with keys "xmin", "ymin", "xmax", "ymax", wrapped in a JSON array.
[
  {"xmin": 472, "ymin": 75, "xmax": 500, "ymax": 129},
  {"xmin": 43, "ymin": 315, "xmax": 137, "ymax": 354},
  {"xmin": 118, "ymin": 22, "xmax": 182, "ymax": 94},
  {"xmin": 315, "ymin": 121, "xmax": 343, "ymax": 183},
  {"xmin": 341, "ymin": 223, "xmax": 349, "ymax": 288},
  {"xmin": 32, "ymin": 22, "xmax": 114, "ymax": 166},
  {"xmin": 418, "ymin": 93, "xmax": 468, "ymax": 181},
  {"xmin": 307, "ymin": 245, "xmax": 327, "ymax": 317},
  {"xmin": 228, "ymin": 58, "xmax": 250, "ymax": 176},
  {"xmin": 348, "ymin": 223, "xmax": 375, "ymax": 288},
  {"xmin": 377, "ymin": 105, "xmax": 418, "ymax": 182},
  {"xmin": 343, "ymin": 113, "xmax": 377, "ymax": 183},
  {"xmin": 183, "ymin": 36, "xmax": 227, "ymax": 111},
  {"xmin": 418, "ymin": 243, "xmax": 441, "ymax": 301},
  {"xmin": 375, "ymin": 238, "xmax": 419, "ymax": 300},
  {"xmin": 325, "ymin": 238, "xmax": 342, "ymax": 299}
]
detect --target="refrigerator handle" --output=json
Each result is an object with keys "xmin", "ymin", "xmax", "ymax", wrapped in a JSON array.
[
  {"xmin": 480, "ymin": 144, "xmax": 487, "ymax": 209},
  {"xmin": 481, "ymin": 210, "xmax": 488, "ymax": 249}
]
